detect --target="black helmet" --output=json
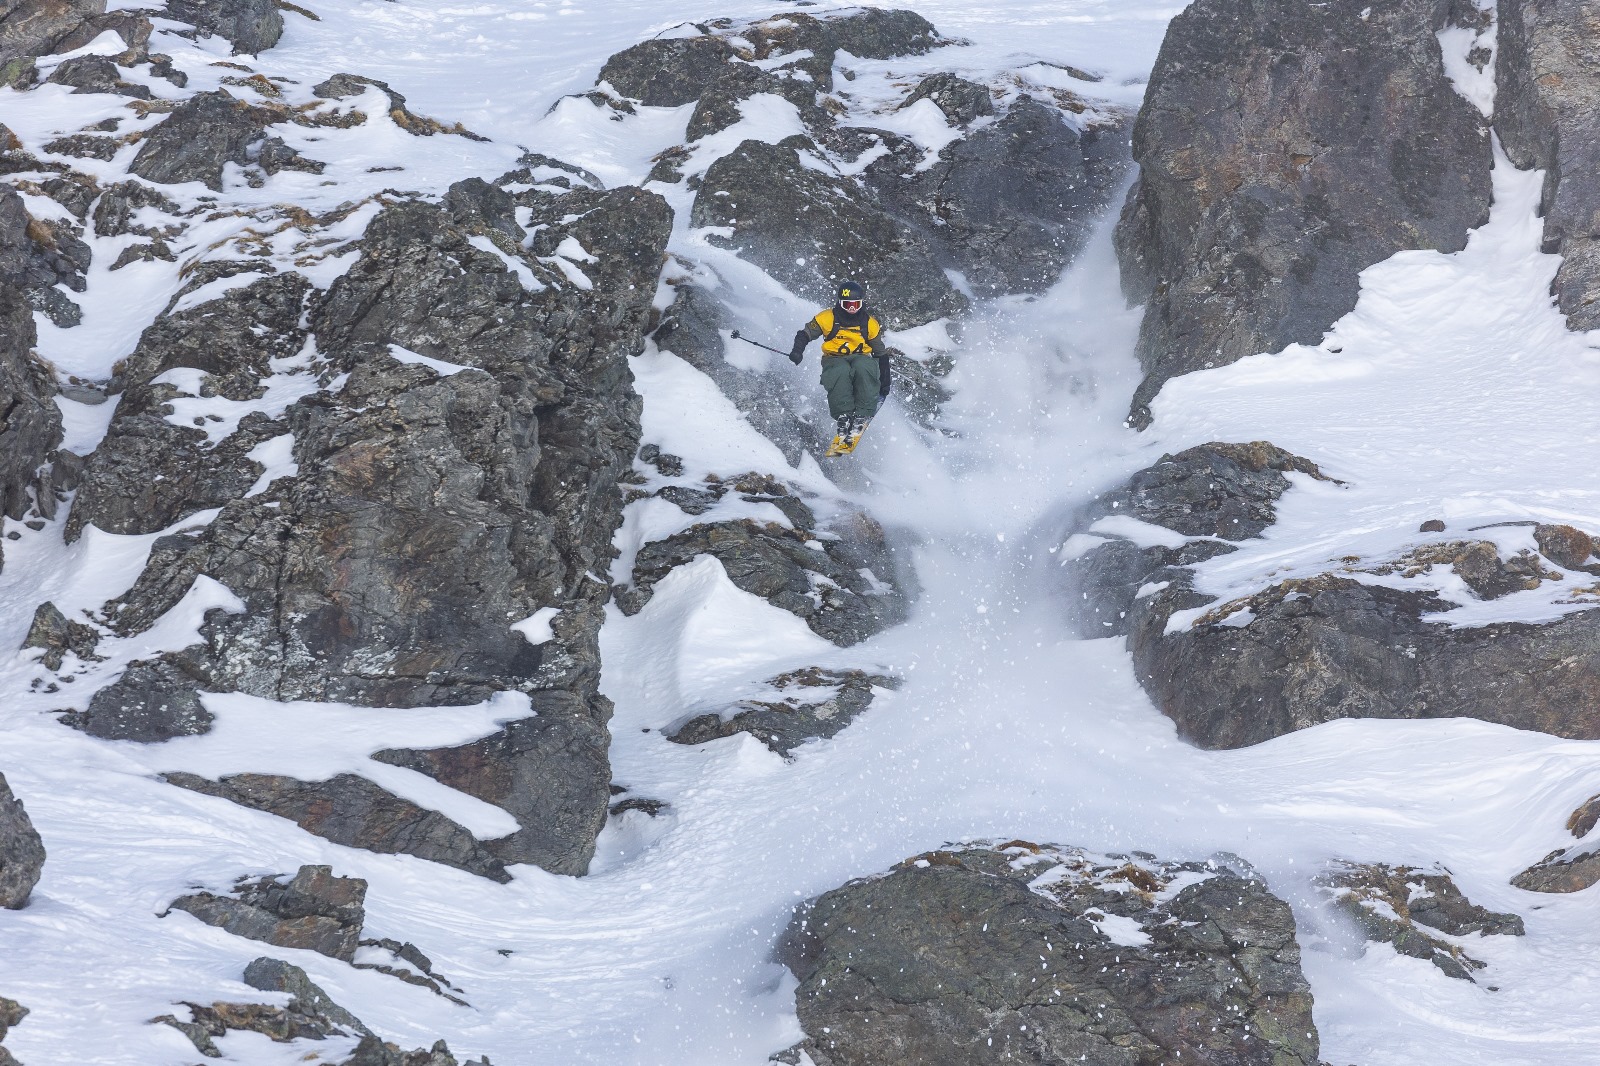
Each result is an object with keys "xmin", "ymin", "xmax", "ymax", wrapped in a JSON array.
[{"xmin": 837, "ymin": 279, "xmax": 866, "ymax": 306}]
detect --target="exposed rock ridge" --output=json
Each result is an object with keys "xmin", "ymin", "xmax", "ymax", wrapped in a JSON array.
[{"xmin": 1116, "ymin": 0, "xmax": 1494, "ymax": 425}]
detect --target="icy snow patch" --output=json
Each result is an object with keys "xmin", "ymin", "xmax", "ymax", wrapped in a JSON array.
[
  {"xmin": 1088, "ymin": 515, "xmax": 1194, "ymax": 550},
  {"xmin": 512, "ymin": 607, "xmax": 562, "ymax": 646},
  {"xmin": 389, "ymin": 344, "xmax": 471, "ymax": 376}
]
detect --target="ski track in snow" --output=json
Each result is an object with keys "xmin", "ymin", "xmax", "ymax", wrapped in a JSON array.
[{"xmin": 4, "ymin": 2, "xmax": 1600, "ymax": 1064}]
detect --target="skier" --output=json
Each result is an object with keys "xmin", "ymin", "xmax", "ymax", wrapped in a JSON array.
[{"xmin": 788, "ymin": 279, "xmax": 892, "ymax": 456}]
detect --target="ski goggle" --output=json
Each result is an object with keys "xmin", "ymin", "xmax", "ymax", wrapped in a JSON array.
[{"xmin": 840, "ymin": 299, "xmax": 863, "ymax": 313}]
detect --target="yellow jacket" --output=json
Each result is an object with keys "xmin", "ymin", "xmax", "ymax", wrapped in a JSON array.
[{"xmin": 804, "ymin": 306, "xmax": 887, "ymax": 356}]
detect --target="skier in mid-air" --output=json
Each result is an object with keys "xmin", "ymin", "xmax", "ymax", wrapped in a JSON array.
[{"xmin": 788, "ymin": 280, "xmax": 892, "ymax": 456}]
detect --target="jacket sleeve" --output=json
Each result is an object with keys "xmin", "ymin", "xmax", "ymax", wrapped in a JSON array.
[{"xmin": 870, "ymin": 317, "xmax": 892, "ymax": 394}]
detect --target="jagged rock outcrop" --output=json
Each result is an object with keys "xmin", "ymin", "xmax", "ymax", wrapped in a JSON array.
[
  {"xmin": 618, "ymin": 512, "xmax": 907, "ymax": 647},
  {"xmin": 599, "ymin": 9, "xmax": 940, "ymax": 105},
  {"xmin": 75, "ymin": 176, "xmax": 670, "ymax": 878},
  {"xmin": 156, "ymin": 956, "xmax": 484, "ymax": 1064},
  {"xmin": 865, "ymin": 95, "xmax": 1132, "ymax": 296},
  {"xmin": 1129, "ymin": 563, "xmax": 1600, "ymax": 748},
  {"xmin": 1511, "ymin": 792, "xmax": 1600, "ymax": 892},
  {"xmin": 0, "ymin": 995, "xmax": 27, "ymax": 1066},
  {"xmin": 669, "ymin": 668, "xmax": 898, "ymax": 755},
  {"xmin": 0, "ymin": 187, "xmax": 65, "ymax": 548},
  {"xmin": 129, "ymin": 90, "xmax": 277, "ymax": 191},
  {"xmin": 0, "ymin": 773, "xmax": 44, "ymax": 909},
  {"xmin": 22, "ymin": 601, "xmax": 100, "ymax": 670},
  {"xmin": 1317, "ymin": 862, "xmax": 1524, "ymax": 981},
  {"xmin": 1116, "ymin": 0, "xmax": 1494, "ymax": 424},
  {"xmin": 167, "ymin": 865, "xmax": 367, "ymax": 960},
  {"xmin": 1497, "ymin": 0, "xmax": 1600, "ymax": 330},
  {"xmin": 691, "ymin": 138, "xmax": 966, "ymax": 327},
  {"xmin": 165, "ymin": 0, "xmax": 282, "ymax": 56},
  {"xmin": 0, "ymin": 0, "xmax": 101, "ymax": 66},
  {"xmin": 1061, "ymin": 441, "xmax": 1331, "ymax": 637},
  {"xmin": 164, "ymin": 772, "xmax": 512, "ymax": 882},
  {"xmin": 777, "ymin": 843, "xmax": 1321, "ymax": 1066},
  {"xmin": 67, "ymin": 272, "xmax": 312, "ymax": 539}
]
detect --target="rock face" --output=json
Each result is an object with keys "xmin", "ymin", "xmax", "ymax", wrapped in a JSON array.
[
  {"xmin": 129, "ymin": 90, "xmax": 276, "ymax": 190},
  {"xmin": 1116, "ymin": 0, "xmax": 1494, "ymax": 424},
  {"xmin": 168, "ymin": 865, "xmax": 368, "ymax": 960},
  {"xmin": 1497, "ymin": 0, "xmax": 1600, "ymax": 330},
  {"xmin": 164, "ymin": 0, "xmax": 282, "ymax": 55},
  {"xmin": 0, "ymin": 187, "xmax": 65, "ymax": 544},
  {"xmin": 619, "ymin": 513, "xmax": 907, "ymax": 647},
  {"xmin": 1129, "ymin": 568, "xmax": 1600, "ymax": 749},
  {"xmin": 72, "ymin": 176, "xmax": 670, "ymax": 877},
  {"xmin": 866, "ymin": 95, "xmax": 1132, "ymax": 296},
  {"xmin": 1511, "ymin": 845, "xmax": 1600, "ymax": 893},
  {"xmin": 156, "ymin": 956, "xmax": 483, "ymax": 1064},
  {"xmin": 691, "ymin": 138, "xmax": 965, "ymax": 328},
  {"xmin": 669, "ymin": 668, "xmax": 899, "ymax": 755},
  {"xmin": 1317, "ymin": 862, "xmax": 1524, "ymax": 981},
  {"xmin": 0, "ymin": 0, "xmax": 101, "ymax": 65},
  {"xmin": 1061, "ymin": 441, "xmax": 1330, "ymax": 638},
  {"xmin": 779, "ymin": 843, "xmax": 1321, "ymax": 1066},
  {"xmin": 0, "ymin": 773, "xmax": 44, "ymax": 909}
]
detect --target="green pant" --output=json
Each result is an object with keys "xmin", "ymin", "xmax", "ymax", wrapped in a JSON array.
[{"xmin": 820, "ymin": 354, "xmax": 880, "ymax": 420}]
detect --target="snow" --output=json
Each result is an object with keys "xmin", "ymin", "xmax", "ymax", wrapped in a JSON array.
[
  {"xmin": 510, "ymin": 607, "xmax": 562, "ymax": 646},
  {"xmin": 389, "ymin": 344, "xmax": 472, "ymax": 377},
  {"xmin": 8, "ymin": 2, "xmax": 1600, "ymax": 1066}
]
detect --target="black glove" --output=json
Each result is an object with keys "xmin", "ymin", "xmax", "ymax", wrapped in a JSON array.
[
  {"xmin": 877, "ymin": 353, "xmax": 892, "ymax": 398},
  {"xmin": 789, "ymin": 330, "xmax": 808, "ymax": 365},
  {"xmin": 789, "ymin": 348, "xmax": 804, "ymax": 365}
]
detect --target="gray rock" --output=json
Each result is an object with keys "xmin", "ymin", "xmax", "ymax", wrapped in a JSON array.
[
  {"xmin": 1317, "ymin": 861, "xmax": 1523, "ymax": 981},
  {"xmin": 85, "ymin": 179, "xmax": 668, "ymax": 877},
  {"xmin": 1116, "ymin": 0, "xmax": 1493, "ymax": 425},
  {"xmin": 164, "ymin": 0, "xmax": 282, "ymax": 55},
  {"xmin": 868, "ymin": 97, "xmax": 1133, "ymax": 295},
  {"xmin": 21, "ymin": 601, "xmax": 100, "ymax": 670},
  {"xmin": 1060, "ymin": 441, "xmax": 1329, "ymax": 637},
  {"xmin": 598, "ymin": 34, "xmax": 736, "ymax": 106},
  {"xmin": 372, "ymin": 691, "xmax": 612, "ymax": 876},
  {"xmin": 44, "ymin": 53, "xmax": 149, "ymax": 97},
  {"xmin": 164, "ymin": 772, "xmax": 511, "ymax": 883},
  {"xmin": 684, "ymin": 64, "xmax": 820, "ymax": 143},
  {"xmin": 1567, "ymin": 793, "xmax": 1600, "ymax": 838},
  {"xmin": 901, "ymin": 72, "xmax": 993, "ymax": 126},
  {"xmin": 168, "ymin": 864, "xmax": 367, "ymax": 960},
  {"xmin": 0, "ymin": 995, "xmax": 27, "ymax": 1043},
  {"xmin": 619, "ymin": 514, "xmax": 907, "ymax": 647},
  {"xmin": 62, "ymin": 657, "xmax": 214, "ymax": 742},
  {"xmin": 0, "ymin": 0, "xmax": 101, "ymax": 65},
  {"xmin": 67, "ymin": 272, "xmax": 312, "ymax": 539},
  {"xmin": 780, "ymin": 843, "xmax": 1321, "ymax": 1066},
  {"xmin": 691, "ymin": 138, "xmax": 966, "ymax": 327},
  {"xmin": 1511, "ymin": 845, "xmax": 1600, "ymax": 893},
  {"xmin": 1127, "ymin": 571, "xmax": 1600, "ymax": 748},
  {"xmin": 1496, "ymin": 0, "xmax": 1600, "ymax": 331},
  {"xmin": 0, "ymin": 193, "xmax": 64, "ymax": 571},
  {"xmin": 91, "ymin": 180, "xmax": 181, "ymax": 238},
  {"xmin": 129, "ymin": 90, "xmax": 275, "ymax": 191},
  {"xmin": 0, "ymin": 773, "xmax": 44, "ymax": 909},
  {"xmin": 669, "ymin": 667, "xmax": 898, "ymax": 755}
]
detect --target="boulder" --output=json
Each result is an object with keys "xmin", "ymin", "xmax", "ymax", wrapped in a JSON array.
[
  {"xmin": 129, "ymin": 90, "xmax": 276, "ymax": 191},
  {"xmin": 0, "ymin": 995, "xmax": 26, "ymax": 1066},
  {"xmin": 668, "ymin": 667, "xmax": 898, "ymax": 755},
  {"xmin": 21, "ymin": 601, "xmax": 100, "ymax": 671},
  {"xmin": 867, "ymin": 96, "xmax": 1133, "ymax": 295},
  {"xmin": 1511, "ymin": 844, "xmax": 1600, "ymax": 893},
  {"xmin": 691, "ymin": 138, "xmax": 966, "ymax": 327},
  {"xmin": 0, "ymin": 0, "xmax": 101, "ymax": 65},
  {"xmin": 0, "ymin": 773, "xmax": 44, "ymax": 909},
  {"xmin": 901, "ymin": 72, "xmax": 993, "ymax": 126},
  {"xmin": 618, "ymin": 514, "xmax": 907, "ymax": 647},
  {"xmin": 1061, "ymin": 441, "xmax": 1329, "ymax": 637},
  {"xmin": 1317, "ymin": 861, "xmax": 1523, "ymax": 981},
  {"xmin": 164, "ymin": 772, "xmax": 511, "ymax": 883},
  {"xmin": 1496, "ymin": 0, "xmax": 1600, "ymax": 331},
  {"xmin": 167, "ymin": 864, "xmax": 368, "ymax": 960},
  {"xmin": 1129, "ymin": 572, "xmax": 1600, "ymax": 748},
  {"xmin": 164, "ymin": 0, "xmax": 282, "ymax": 55},
  {"xmin": 44, "ymin": 53, "xmax": 150, "ymax": 97},
  {"xmin": 779, "ymin": 843, "xmax": 1321, "ymax": 1066},
  {"xmin": 1116, "ymin": 0, "xmax": 1493, "ymax": 424}
]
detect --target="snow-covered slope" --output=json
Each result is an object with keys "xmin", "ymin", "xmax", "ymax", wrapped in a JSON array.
[{"xmin": 5, "ymin": 2, "xmax": 1600, "ymax": 1065}]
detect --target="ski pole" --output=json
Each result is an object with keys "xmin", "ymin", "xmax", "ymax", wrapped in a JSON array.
[{"xmin": 730, "ymin": 330, "xmax": 793, "ymax": 358}]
